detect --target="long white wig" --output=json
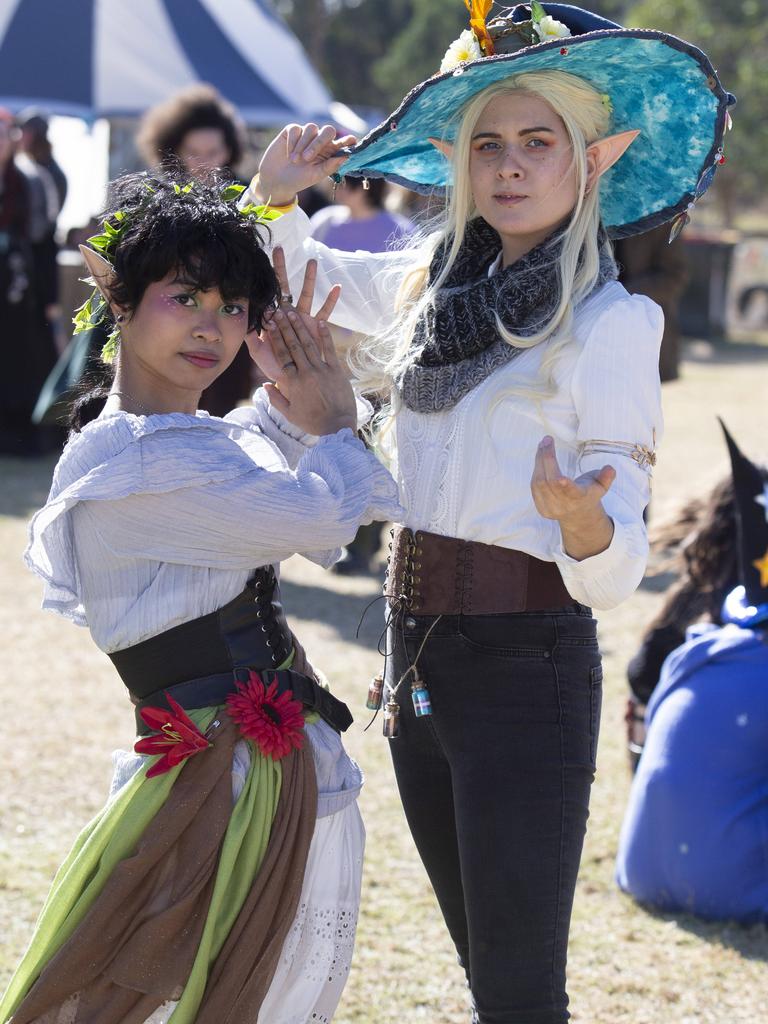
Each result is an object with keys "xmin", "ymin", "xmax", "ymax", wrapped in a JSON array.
[{"xmin": 352, "ymin": 69, "xmax": 613, "ymax": 404}]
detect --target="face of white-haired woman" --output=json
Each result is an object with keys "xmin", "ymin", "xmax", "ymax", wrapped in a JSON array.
[{"xmin": 468, "ymin": 91, "xmax": 580, "ymax": 265}]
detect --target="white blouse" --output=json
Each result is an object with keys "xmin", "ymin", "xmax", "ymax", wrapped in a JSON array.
[
  {"xmin": 24, "ymin": 394, "xmax": 395, "ymax": 1024},
  {"xmin": 264, "ymin": 205, "xmax": 664, "ymax": 610},
  {"xmin": 25, "ymin": 390, "xmax": 403, "ymax": 652}
]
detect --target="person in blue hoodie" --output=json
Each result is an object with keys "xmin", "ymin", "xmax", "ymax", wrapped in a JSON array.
[{"xmin": 616, "ymin": 422, "xmax": 768, "ymax": 924}]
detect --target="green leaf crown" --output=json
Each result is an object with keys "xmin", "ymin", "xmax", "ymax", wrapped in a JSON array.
[{"xmin": 73, "ymin": 179, "xmax": 280, "ymax": 365}]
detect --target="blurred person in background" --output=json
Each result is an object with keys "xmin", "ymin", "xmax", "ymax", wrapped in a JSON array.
[
  {"xmin": 624, "ymin": 470, "xmax": 739, "ymax": 768},
  {"xmin": 309, "ymin": 177, "xmax": 415, "ymax": 574},
  {"xmin": 614, "ymin": 223, "xmax": 688, "ymax": 383},
  {"xmin": 309, "ymin": 175, "xmax": 414, "ymax": 252},
  {"xmin": 17, "ymin": 108, "xmax": 67, "ymax": 209},
  {"xmin": 616, "ymin": 423, "xmax": 768, "ymax": 924},
  {"xmin": 136, "ymin": 84, "xmax": 251, "ymax": 416},
  {"xmin": 15, "ymin": 108, "xmax": 67, "ymax": 361},
  {"xmin": 0, "ymin": 108, "xmax": 55, "ymax": 454}
]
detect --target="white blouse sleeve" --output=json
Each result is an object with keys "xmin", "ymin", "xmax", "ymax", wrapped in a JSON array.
[
  {"xmin": 551, "ymin": 293, "xmax": 664, "ymax": 610},
  {"xmin": 256, "ymin": 202, "xmax": 411, "ymax": 336},
  {"xmin": 226, "ymin": 387, "xmax": 374, "ymax": 470},
  {"xmin": 67, "ymin": 425, "xmax": 403, "ymax": 573}
]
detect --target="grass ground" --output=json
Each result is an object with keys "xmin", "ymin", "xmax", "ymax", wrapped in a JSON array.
[{"xmin": 1, "ymin": 338, "xmax": 767, "ymax": 1022}]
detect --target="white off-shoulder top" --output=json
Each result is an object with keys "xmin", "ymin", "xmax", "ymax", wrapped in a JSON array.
[{"xmin": 25, "ymin": 389, "xmax": 403, "ymax": 652}]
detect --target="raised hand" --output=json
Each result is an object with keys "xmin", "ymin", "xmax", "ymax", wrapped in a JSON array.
[
  {"xmin": 260, "ymin": 309, "xmax": 356, "ymax": 436},
  {"xmin": 247, "ymin": 248, "xmax": 341, "ymax": 381},
  {"xmin": 257, "ymin": 123, "xmax": 357, "ymax": 206},
  {"xmin": 531, "ymin": 435, "xmax": 616, "ymax": 561},
  {"xmin": 245, "ymin": 250, "xmax": 354, "ymax": 436}
]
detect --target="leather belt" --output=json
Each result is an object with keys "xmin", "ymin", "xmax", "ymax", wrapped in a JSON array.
[
  {"xmin": 133, "ymin": 667, "xmax": 353, "ymax": 737},
  {"xmin": 384, "ymin": 526, "xmax": 574, "ymax": 615},
  {"xmin": 109, "ymin": 568, "xmax": 292, "ymax": 698},
  {"xmin": 107, "ymin": 568, "xmax": 352, "ymax": 735}
]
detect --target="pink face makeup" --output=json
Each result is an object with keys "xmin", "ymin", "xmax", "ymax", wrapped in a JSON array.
[{"xmin": 116, "ymin": 273, "xmax": 249, "ymax": 403}]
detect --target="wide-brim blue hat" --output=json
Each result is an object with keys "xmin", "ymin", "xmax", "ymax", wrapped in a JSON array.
[{"xmin": 340, "ymin": 3, "xmax": 735, "ymax": 239}]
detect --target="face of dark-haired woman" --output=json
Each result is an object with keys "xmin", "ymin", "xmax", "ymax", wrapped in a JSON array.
[{"xmin": 115, "ymin": 271, "xmax": 249, "ymax": 408}]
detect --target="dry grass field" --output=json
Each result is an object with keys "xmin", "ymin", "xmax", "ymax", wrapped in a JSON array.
[{"xmin": 1, "ymin": 339, "xmax": 767, "ymax": 1023}]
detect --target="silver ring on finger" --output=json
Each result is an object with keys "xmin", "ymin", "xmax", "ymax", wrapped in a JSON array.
[{"xmin": 280, "ymin": 293, "xmax": 293, "ymax": 305}]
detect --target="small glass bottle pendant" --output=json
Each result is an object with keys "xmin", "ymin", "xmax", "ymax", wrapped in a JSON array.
[
  {"xmin": 411, "ymin": 673, "xmax": 432, "ymax": 717},
  {"xmin": 383, "ymin": 699, "xmax": 400, "ymax": 739},
  {"xmin": 366, "ymin": 673, "xmax": 384, "ymax": 711}
]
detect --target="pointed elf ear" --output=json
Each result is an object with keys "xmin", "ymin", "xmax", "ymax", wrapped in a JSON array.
[
  {"xmin": 428, "ymin": 136, "xmax": 454, "ymax": 161},
  {"xmin": 586, "ymin": 129, "xmax": 640, "ymax": 185},
  {"xmin": 79, "ymin": 244, "xmax": 117, "ymax": 303}
]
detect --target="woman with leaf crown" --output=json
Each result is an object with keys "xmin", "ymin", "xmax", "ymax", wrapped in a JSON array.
[
  {"xmin": 1, "ymin": 170, "xmax": 403, "ymax": 1023},
  {"xmin": 249, "ymin": 0, "xmax": 733, "ymax": 1017}
]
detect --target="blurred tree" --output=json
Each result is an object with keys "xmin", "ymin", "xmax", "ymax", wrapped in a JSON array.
[
  {"xmin": 371, "ymin": 0, "xmax": 467, "ymax": 108},
  {"xmin": 627, "ymin": 0, "xmax": 767, "ymax": 223},
  {"xmin": 274, "ymin": 0, "xmax": 330, "ymax": 68},
  {"xmin": 275, "ymin": 0, "xmax": 464, "ymax": 110}
]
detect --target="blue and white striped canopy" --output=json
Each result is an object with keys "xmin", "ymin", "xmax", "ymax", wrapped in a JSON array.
[{"xmin": 0, "ymin": 0, "xmax": 333, "ymax": 124}]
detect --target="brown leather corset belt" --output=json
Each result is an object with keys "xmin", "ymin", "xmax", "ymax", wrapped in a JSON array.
[{"xmin": 384, "ymin": 526, "xmax": 574, "ymax": 616}]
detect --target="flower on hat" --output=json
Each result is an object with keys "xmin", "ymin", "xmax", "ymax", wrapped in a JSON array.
[
  {"xmin": 533, "ymin": 14, "xmax": 571, "ymax": 41},
  {"xmin": 226, "ymin": 671, "xmax": 306, "ymax": 760},
  {"xmin": 440, "ymin": 29, "xmax": 483, "ymax": 73}
]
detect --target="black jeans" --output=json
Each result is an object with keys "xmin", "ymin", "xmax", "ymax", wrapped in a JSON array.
[{"xmin": 386, "ymin": 607, "xmax": 602, "ymax": 1024}]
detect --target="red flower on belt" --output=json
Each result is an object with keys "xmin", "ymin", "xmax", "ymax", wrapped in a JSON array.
[
  {"xmin": 134, "ymin": 694, "xmax": 212, "ymax": 778},
  {"xmin": 226, "ymin": 671, "xmax": 305, "ymax": 760}
]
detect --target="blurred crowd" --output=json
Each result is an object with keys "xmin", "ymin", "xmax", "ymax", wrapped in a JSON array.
[
  {"xmin": 0, "ymin": 85, "xmax": 424, "ymax": 457},
  {"xmin": 0, "ymin": 107, "xmax": 66, "ymax": 454},
  {"xmin": 1, "ymin": 81, "xmax": 693, "ymax": 460}
]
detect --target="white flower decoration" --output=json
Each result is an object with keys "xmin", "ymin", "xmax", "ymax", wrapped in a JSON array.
[
  {"xmin": 534, "ymin": 15, "xmax": 571, "ymax": 41},
  {"xmin": 440, "ymin": 29, "xmax": 483, "ymax": 73}
]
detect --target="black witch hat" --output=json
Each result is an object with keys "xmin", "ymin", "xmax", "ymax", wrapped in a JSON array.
[{"xmin": 719, "ymin": 420, "xmax": 768, "ymax": 626}]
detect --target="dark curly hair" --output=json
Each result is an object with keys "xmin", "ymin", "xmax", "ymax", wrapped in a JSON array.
[
  {"xmin": 136, "ymin": 84, "xmax": 244, "ymax": 170},
  {"xmin": 71, "ymin": 168, "xmax": 279, "ymax": 430},
  {"xmin": 627, "ymin": 472, "xmax": 765, "ymax": 704},
  {"xmin": 648, "ymin": 476, "xmax": 741, "ymax": 629}
]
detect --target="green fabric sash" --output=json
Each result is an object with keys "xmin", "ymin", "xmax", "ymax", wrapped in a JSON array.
[{"xmin": 0, "ymin": 706, "xmax": 282, "ymax": 1024}]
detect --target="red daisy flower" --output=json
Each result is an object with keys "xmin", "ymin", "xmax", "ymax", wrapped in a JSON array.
[
  {"xmin": 134, "ymin": 694, "xmax": 211, "ymax": 778},
  {"xmin": 226, "ymin": 671, "xmax": 306, "ymax": 760}
]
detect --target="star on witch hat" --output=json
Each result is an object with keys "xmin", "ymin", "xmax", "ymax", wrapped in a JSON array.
[
  {"xmin": 340, "ymin": 2, "xmax": 735, "ymax": 239},
  {"xmin": 719, "ymin": 420, "xmax": 768, "ymax": 627}
]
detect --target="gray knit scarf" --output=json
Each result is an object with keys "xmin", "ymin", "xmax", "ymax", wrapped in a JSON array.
[{"xmin": 395, "ymin": 218, "xmax": 617, "ymax": 413}]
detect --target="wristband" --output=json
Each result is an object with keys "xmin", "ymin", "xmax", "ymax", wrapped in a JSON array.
[{"xmin": 247, "ymin": 174, "xmax": 297, "ymax": 214}]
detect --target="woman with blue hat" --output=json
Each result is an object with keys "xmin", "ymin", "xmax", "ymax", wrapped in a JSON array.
[{"xmin": 248, "ymin": 3, "xmax": 733, "ymax": 1019}]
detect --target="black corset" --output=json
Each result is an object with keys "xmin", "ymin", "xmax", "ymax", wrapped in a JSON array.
[{"xmin": 108, "ymin": 566, "xmax": 293, "ymax": 700}]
